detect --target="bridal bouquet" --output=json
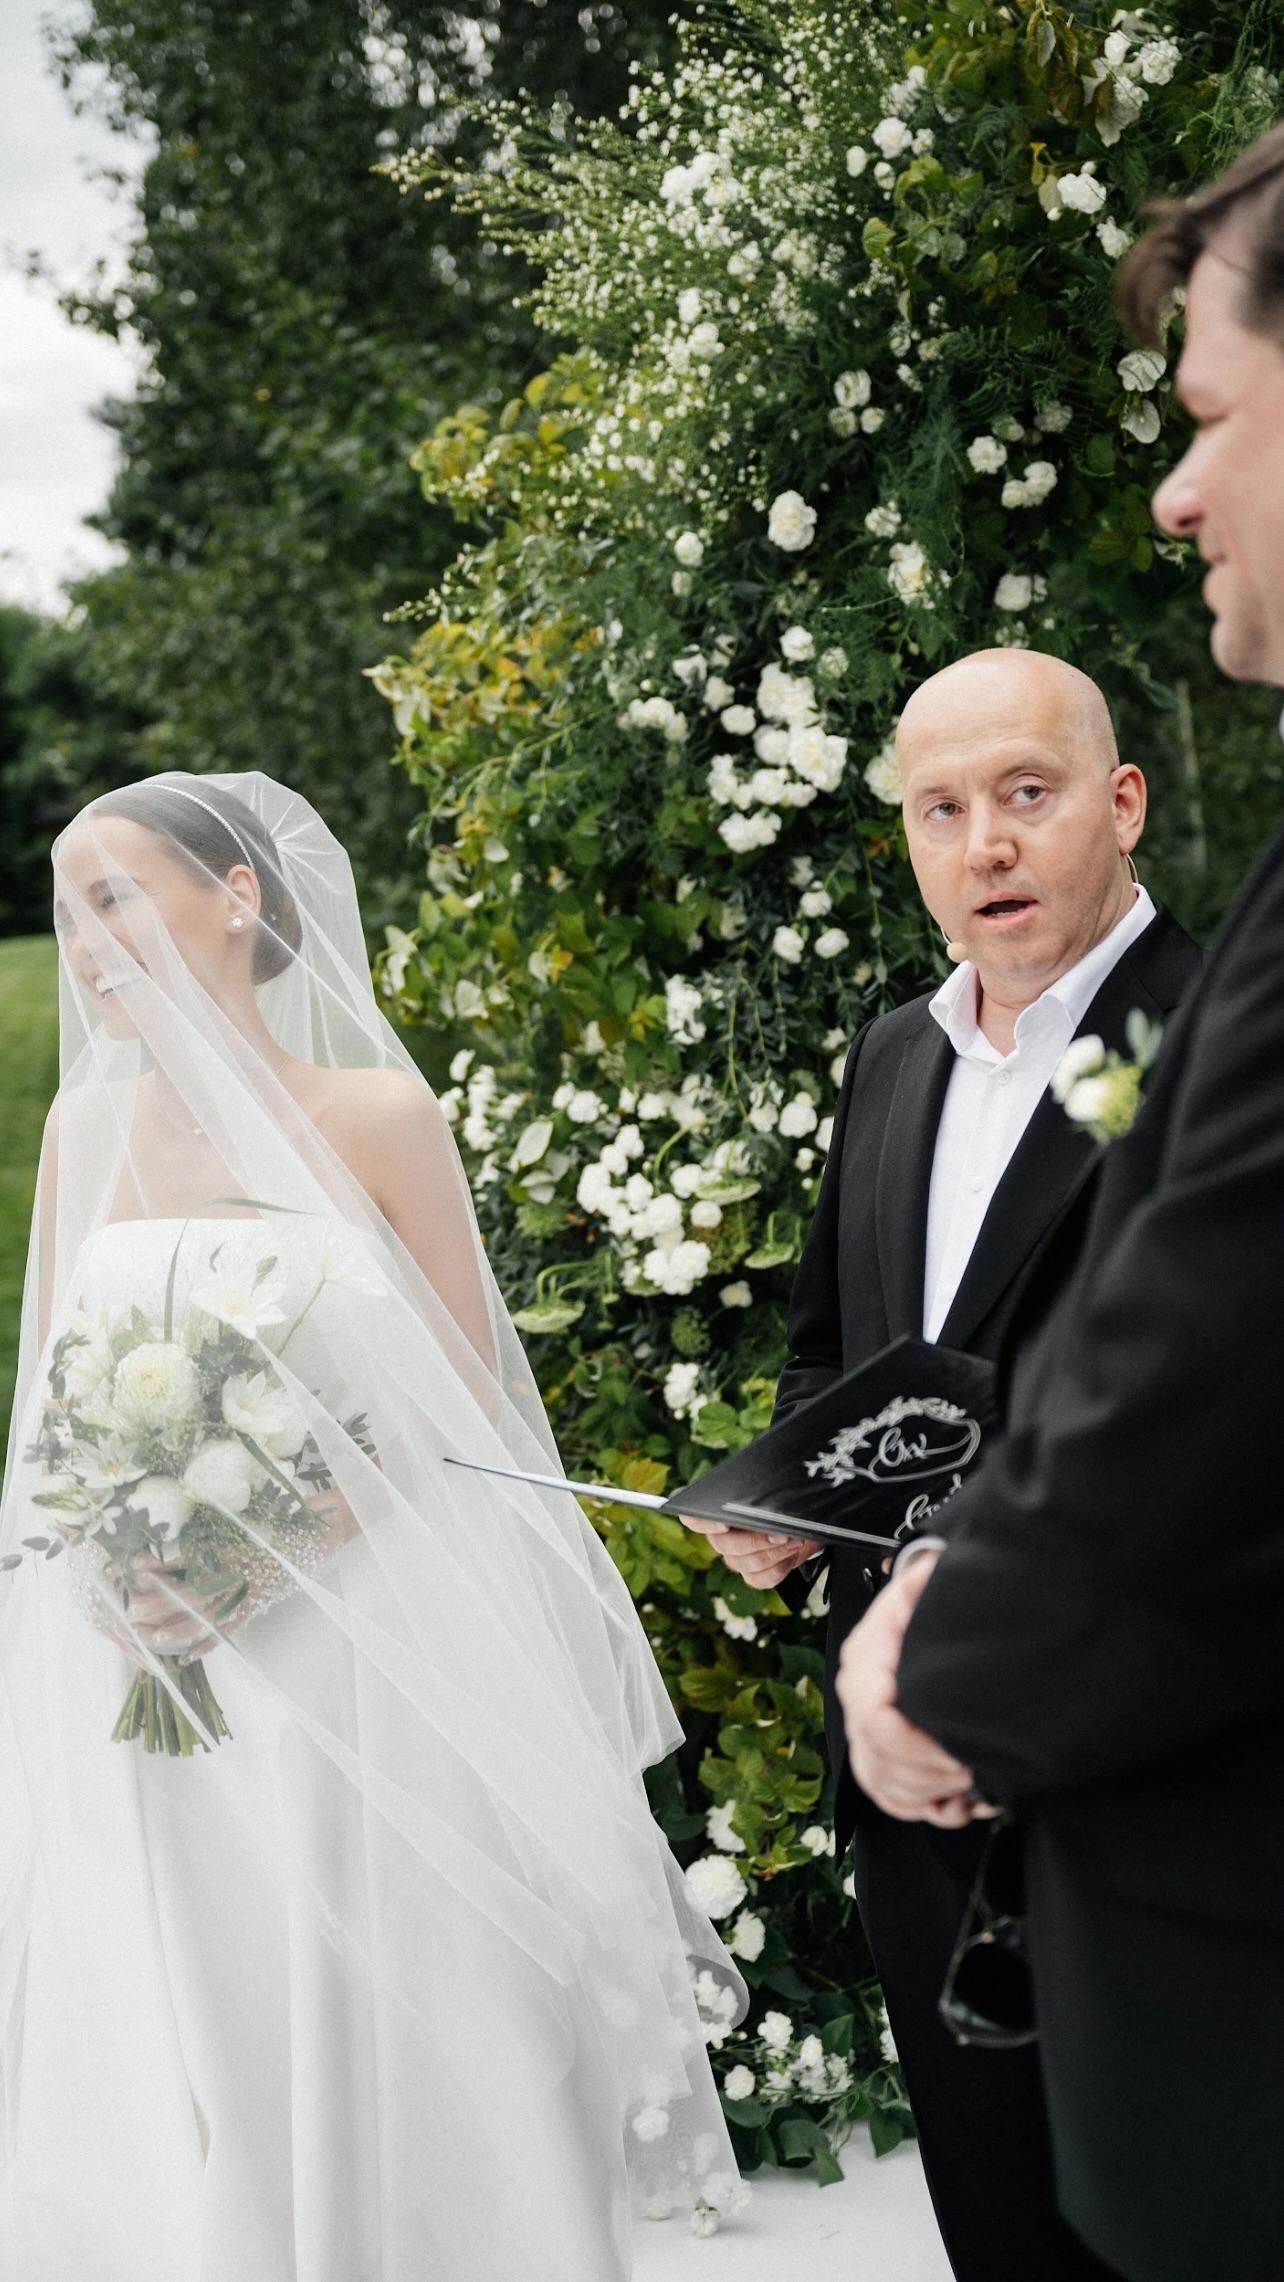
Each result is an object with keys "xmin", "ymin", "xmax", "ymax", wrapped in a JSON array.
[{"xmin": 14, "ymin": 1219, "xmax": 379, "ymax": 1757}]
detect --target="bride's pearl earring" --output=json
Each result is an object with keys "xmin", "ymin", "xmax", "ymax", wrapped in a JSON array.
[{"xmin": 230, "ymin": 915, "xmax": 245, "ymax": 931}]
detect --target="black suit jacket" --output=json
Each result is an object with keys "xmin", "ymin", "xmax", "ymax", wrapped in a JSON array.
[
  {"xmin": 896, "ymin": 831, "xmax": 1284, "ymax": 2282},
  {"xmin": 774, "ymin": 904, "xmax": 1201, "ymax": 1859}
]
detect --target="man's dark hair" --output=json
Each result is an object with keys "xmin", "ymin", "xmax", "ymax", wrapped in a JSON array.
[{"xmin": 1117, "ymin": 119, "xmax": 1284, "ymax": 344}]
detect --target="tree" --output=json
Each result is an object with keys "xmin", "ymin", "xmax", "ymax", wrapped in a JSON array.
[
  {"xmin": 369, "ymin": 0, "xmax": 1284, "ymax": 2174},
  {"xmin": 46, "ymin": 0, "xmax": 684, "ymax": 905},
  {"xmin": 0, "ymin": 606, "xmax": 146, "ymax": 937}
]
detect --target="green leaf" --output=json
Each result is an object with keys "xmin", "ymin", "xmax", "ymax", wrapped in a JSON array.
[
  {"xmin": 744, "ymin": 1239, "xmax": 796, "ymax": 1270},
  {"xmin": 511, "ymin": 1300, "xmax": 585, "ymax": 1334},
  {"xmin": 689, "ymin": 1401, "xmax": 742, "ymax": 1449},
  {"xmin": 720, "ymin": 2095, "xmax": 768, "ymax": 2127},
  {"xmin": 510, "ymin": 1118, "xmax": 554, "ymax": 1169},
  {"xmin": 869, "ymin": 2104, "xmax": 913, "ymax": 2157}
]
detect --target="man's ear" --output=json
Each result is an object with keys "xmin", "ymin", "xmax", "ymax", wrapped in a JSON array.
[{"xmin": 1113, "ymin": 762, "xmax": 1148, "ymax": 851}]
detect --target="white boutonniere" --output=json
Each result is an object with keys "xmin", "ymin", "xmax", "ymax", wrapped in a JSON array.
[{"xmin": 1052, "ymin": 1010, "xmax": 1164, "ymax": 1144}]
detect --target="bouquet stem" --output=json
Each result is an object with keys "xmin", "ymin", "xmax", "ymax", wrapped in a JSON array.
[{"xmin": 112, "ymin": 1656, "xmax": 233, "ymax": 1755}]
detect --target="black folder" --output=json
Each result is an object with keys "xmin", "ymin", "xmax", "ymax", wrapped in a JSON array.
[{"xmin": 447, "ymin": 1335, "xmax": 997, "ymax": 1552}]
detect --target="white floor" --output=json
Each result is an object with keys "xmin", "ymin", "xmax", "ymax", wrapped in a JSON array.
[{"xmin": 636, "ymin": 2137, "xmax": 953, "ymax": 2282}]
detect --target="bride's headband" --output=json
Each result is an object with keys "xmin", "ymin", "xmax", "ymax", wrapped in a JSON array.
[{"xmin": 161, "ymin": 784, "xmax": 257, "ymax": 873}]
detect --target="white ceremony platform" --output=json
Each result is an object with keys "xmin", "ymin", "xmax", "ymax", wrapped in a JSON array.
[{"xmin": 636, "ymin": 2135, "xmax": 953, "ymax": 2282}]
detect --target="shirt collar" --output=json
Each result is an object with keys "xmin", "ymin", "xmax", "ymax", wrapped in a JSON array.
[{"xmin": 929, "ymin": 884, "xmax": 1158, "ymax": 1062}]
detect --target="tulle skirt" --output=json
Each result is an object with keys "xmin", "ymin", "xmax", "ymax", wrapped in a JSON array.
[{"xmin": 0, "ymin": 1536, "xmax": 648, "ymax": 2282}]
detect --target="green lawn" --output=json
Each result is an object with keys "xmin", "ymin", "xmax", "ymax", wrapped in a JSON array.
[{"xmin": 0, "ymin": 937, "xmax": 59, "ymax": 1440}]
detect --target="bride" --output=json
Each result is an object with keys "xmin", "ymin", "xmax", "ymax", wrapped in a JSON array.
[{"xmin": 0, "ymin": 771, "xmax": 747, "ymax": 2281}]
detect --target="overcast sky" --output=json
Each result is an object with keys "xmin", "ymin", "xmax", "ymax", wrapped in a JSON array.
[{"xmin": 0, "ymin": 3, "xmax": 145, "ymax": 615}]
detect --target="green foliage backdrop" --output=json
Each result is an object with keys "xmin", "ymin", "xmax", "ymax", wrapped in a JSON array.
[
  {"xmin": 38, "ymin": 0, "xmax": 684, "ymax": 911},
  {"xmin": 370, "ymin": 0, "xmax": 1283, "ymax": 2176}
]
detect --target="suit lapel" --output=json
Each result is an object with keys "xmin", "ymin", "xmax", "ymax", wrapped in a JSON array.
[
  {"xmin": 872, "ymin": 1015, "xmax": 955, "ymax": 1340},
  {"xmin": 935, "ymin": 916, "xmax": 1182, "ymax": 1350}
]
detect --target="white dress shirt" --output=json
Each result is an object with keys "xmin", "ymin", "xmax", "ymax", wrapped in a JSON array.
[{"xmin": 921, "ymin": 886, "xmax": 1156, "ymax": 1343}]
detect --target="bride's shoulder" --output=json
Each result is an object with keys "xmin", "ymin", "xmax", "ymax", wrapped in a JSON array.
[
  {"xmin": 296, "ymin": 1065, "xmax": 459, "ymax": 1221},
  {"xmin": 295, "ymin": 1064, "xmax": 453, "ymax": 1153}
]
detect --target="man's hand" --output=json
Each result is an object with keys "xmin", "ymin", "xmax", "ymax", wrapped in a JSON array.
[
  {"xmin": 835, "ymin": 1552, "xmax": 980, "ymax": 1828},
  {"xmin": 679, "ymin": 1515, "xmax": 825, "ymax": 1593}
]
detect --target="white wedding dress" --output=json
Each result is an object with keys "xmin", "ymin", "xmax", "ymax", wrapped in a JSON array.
[{"xmin": 0, "ymin": 1220, "xmax": 739, "ymax": 2282}]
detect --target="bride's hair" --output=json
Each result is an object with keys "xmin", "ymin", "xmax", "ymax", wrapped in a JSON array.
[{"xmin": 92, "ymin": 779, "xmax": 303, "ymax": 984}]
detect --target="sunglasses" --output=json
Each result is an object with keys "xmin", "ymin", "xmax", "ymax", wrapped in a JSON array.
[{"xmin": 938, "ymin": 1810, "xmax": 1038, "ymax": 2050}]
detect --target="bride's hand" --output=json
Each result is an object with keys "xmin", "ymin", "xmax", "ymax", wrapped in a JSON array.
[{"xmin": 119, "ymin": 1554, "xmax": 242, "ymax": 1664}]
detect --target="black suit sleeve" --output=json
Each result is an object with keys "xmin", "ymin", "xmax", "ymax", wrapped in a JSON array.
[{"xmin": 895, "ymin": 842, "xmax": 1284, "ymax": 1803}]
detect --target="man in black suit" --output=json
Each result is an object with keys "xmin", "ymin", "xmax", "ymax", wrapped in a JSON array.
[
  {"xmin": 838, "ymin": 125, "xmax": 1284, "ymax": 2282},
  {"xmin": 685, "ymin": 644, "xmax": 1201, "ymax": 2282}
]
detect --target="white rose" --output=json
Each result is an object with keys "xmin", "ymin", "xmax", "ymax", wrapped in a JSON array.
[
  {"xmin": 127, "ymin": 1473, "xmax": 193, "ymax": 1545},
  {"xmin": 632, "ymin": 2106, "xmax": 671, "ymax": 2144},
  {"xmin": 864, "ymin": 739, "xmax": 903, "ymax": 805},
  {"xmin": 1137, "ymin": 37, "xmax": 1179, "ymax": 85},
  {"xmin": 747, "ymin": 766, "xmax": 787, "ymax": 807},
  {"xmin": 766, "ymin": 490, "xmax": 818, "ymax": 552},
  {"xmin": 665, "ymin": 976, "xmax": 707, "ymax": 1043},
  {"xmin": 183, "ymin": 1437, "xmax": 257, "ymax": 1517},
  {"xmin": 113, "ymin": 1341, "xmax": 201, "ymax": 1429},
  {"xmin": 674, "ymin": 530, "xmax": 705, "ymax": 567},
  {"xmin": 719, "ymin": 1281, "xmax": 752, "ymax": 1309},
  {"xmin": 1097, "ymin": 218, "xmax": 1132, "ymax": 259},
  {"xmin": 677, "ymin": 286, "xmax": 703, "ymax": 325},
  {"xmin": 1066, "ymin": 1074, "xmax": 1114, "ymax": 1126},
  {"xmin": 61, "ymin": 1310, "xmax": 121, "ymax": 1407},
  {"xmin": 706, "ymin": 1799, "xmax": 745, "ymax": 1853},
  {"xmin": 719, "ymin": 810, "xmax": 781, "ymax": 853},
  {"xmin": 887, "ymin": 540, "xmax": 934, "ymax": 605},
  {"xmin": 663, "ymin": 1360, "xmax": 703, "ymax": 1419},
  {"xmin": 818, "ymin": 645, "xmax": 847, "ymax": 677},
  {"xmin": 1056, "ymin": 169, "xmax": 1108, "ymax": 215},
  {"xmin": 684, "ymin": 1855, "xmax": 748, "ymax": 1920},
  {"xmin": 789, "ymin": 725, "xmax": 846, "ymax": 792},
  {"xmin": 1051, "ymin": 1033, "xmax": 1105, "ymax": 1104},
  {"xmin": 729, "ymin": 1911, "xmax": 766, "ymax": 1962},
  {"xmin": 845, "ymin": 144, "xmax": 868, "ymax": 177},
  {"xmin": 703, "ymin": 674, "xmax": 735, "ymax": 711},
  {"xmin": 779, "ymin": 1095, "xmax": 819, "ymax": 1139},
  {"xmin": 864, "ymin": 500, "xmax": 902, "ymax": 537},
  {"xmin": 994, "ymin": 571, "xmax": 1035, "ymax": 613},
  {"xmin": 829, "ymin": 407, "xmax": 857, "ymax": 438},
  {"xmin": 967, "ymin": 435, "xmax": 1008, "ymax": 474},
  {"xmin": 780, "ymin": 625, "xmax": 814, "ymax": 662},
  {"xmin": 566, "ymin": 1089, "xmax": 606, "ymax": 1124},
  {"xmin": 872, "ymin": 117, "xmax": 912, "ymax": 158},
  {"xmin": 772, "ymin": 925, "xmax": 806, "ymax": 965},
  {"xmin": 860, "ymin": 406, "xmax": 885, "ymax": 432},
  {"xmin": 833, "ymin": 368, "xmax": 872, "ymax": 410},
  {"xmin": 221, "ymin": 1370, "xmax": 308, "ymax": 1459},
  {"xmin": 800, "ymin": 1825, "xmax": 832, "ymax": 1855},
  {"xmin": 799, "ymin": 886, "xmax": 832, "ymax": 918},
  {"xmin": 1034, "ymin": 400, "xmax": 1073, "ymax": 434},
  {"xmin": 690, "ymin": 1199, "xmax": 722, "ymax": 1230},
  {"xmin": 723, "ymin": 2064, "xmax": 756, "ymax": 2100},
  {"xmin": 759, "ymin": 2010, "xmax": 793, "ymax": 2053},
  {"xmin": 720, "ymin": 705, "xmax": 756, "ymax": 737},
  {"xmin": 814, "ymin": 927, "xmax": 850, "ymax": 960},
  {"xmin": 1118, "ymin": 347, "xmax": 1166, "ymax": 393}
]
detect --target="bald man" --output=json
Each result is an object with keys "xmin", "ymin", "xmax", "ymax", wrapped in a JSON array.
[{"xmin": 690, "ymin": 648, "xmax": 1201, "ymax": 2282}]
